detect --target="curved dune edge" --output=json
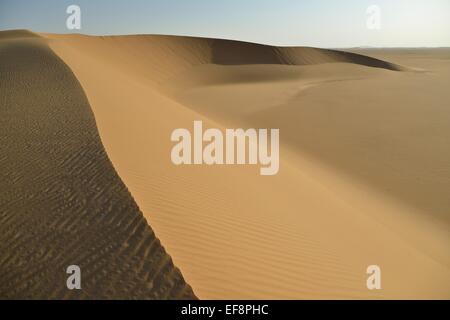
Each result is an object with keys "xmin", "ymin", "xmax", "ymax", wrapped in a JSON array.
[
  {"xmin": 0, "ymin": 30, "xmax": 196, "ymax": 299},
  {"xmin": 43, "ymin": 32, "xmax": 450, "ymax": 299}
]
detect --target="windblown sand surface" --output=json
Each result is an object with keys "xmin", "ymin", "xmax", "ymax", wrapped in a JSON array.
[
  {"xmin": 7, "ymin": 30, "xmax": 450, "ymax": 299},
  {"xmin": 0, "ymin": 30, "xmax": 195, "ymax": 299}
]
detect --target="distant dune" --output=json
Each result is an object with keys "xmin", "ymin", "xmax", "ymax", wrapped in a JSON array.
[
  {"xmin": 0, "ymin": 30, "xmax": 195, "ymax": 299},
  {"xmin": 2, "ymin": 29, "xmax": 449, "ymax": 299}
]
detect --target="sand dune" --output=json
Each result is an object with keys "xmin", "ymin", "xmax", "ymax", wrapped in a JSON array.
[
  {"xmin": 8, "ymin": 31, "xmax": 450, "ymax": 299},
  {"xmin": 208, "ymin": 38, "xmax": 403, "ymax": 71},
  {"xmin": 0, "ymin": 30, "xmax": 195, "ymax": 299}
]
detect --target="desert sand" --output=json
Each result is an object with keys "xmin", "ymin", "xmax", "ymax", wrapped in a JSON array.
[
  {"xmin": 2, "ymin": 29, "xmax": 449, "ymax": 299},
  {"xmin": 0, "ymin": 30, "xmax": 195, "ymax": 299},
  {"xmin": 44, "ymin": 32, "xmax": 450, "ymax": 299}
]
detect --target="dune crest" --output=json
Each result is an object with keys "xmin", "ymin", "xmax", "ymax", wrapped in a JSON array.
[
  {"xmin": 0, "ymin": 30, "xmax": 195, "ymax": 299},
  {"xmin": 43, "ymin": 33, "xmax": 404, "ymax": 86}
]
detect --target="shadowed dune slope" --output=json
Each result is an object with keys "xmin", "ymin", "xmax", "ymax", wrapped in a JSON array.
[
  {"xmin": 0, "ymin": 30, "xmax": 195, "ymax": 299},
  {"xmin": 210, "ymin": 39, "xmax": 403, "ymax": 71}
]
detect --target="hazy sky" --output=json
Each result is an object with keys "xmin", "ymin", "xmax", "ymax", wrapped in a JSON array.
[{"xmin": 1, "ymin": 0, "xmax": 449, "ymax": 47}]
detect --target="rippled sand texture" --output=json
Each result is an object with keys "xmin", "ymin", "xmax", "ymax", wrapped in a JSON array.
[{"xmin": 0, "ymin": 30, "xmax": 195, "ymax": 299}]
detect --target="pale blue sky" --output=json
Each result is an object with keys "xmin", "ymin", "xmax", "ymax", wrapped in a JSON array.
[{"xmin": 1, "ymin": 0, "xmax": 449, "ymax": 47}]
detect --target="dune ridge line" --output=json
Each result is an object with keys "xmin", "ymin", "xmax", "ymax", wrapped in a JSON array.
[{"xmin": 0, "ymin": 30, "xmax": 196, "ymax": 299}]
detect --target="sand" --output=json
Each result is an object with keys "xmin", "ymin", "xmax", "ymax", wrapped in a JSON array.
[
  {"xmin": 3, "ymin": 30, "xmax": 449, "ymax": 299},
  {"xmin": 44, "ymin": 33, "xmax": 450, "ymax": 299},
  {"xmin": 0, "ymin": 30, "xmax": 195, "ymax": 299}
]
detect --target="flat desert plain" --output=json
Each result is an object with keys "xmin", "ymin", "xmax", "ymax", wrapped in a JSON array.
[{"xmin": 1, "ymin": 29, "xmax": 450, "ymax": 299}]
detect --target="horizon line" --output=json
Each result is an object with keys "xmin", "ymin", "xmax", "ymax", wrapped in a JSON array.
[{"xmin": 2, "ymin": 28, "xmax": 450, "ymax": 50}]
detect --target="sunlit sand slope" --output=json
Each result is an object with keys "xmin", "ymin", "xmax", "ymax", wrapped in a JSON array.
[
  {"xmin": 45, "ymin": 33, "xmax": 450, "ymax": 299},
  {"xmin": 0, "ymin": 30, "xmax": 195, "ymax": 299}
]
